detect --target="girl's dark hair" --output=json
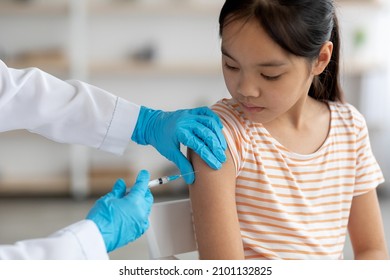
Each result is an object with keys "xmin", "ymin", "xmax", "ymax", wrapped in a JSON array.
[{"xmin": 219, "ymin": 0, "xmax": 343, "ymax": 102}]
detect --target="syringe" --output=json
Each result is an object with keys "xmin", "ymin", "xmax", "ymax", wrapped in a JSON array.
[
  {"xmin": 147, "ymin": 174, "xmax": 181, "ymax": 188},
  {"xmin": 126, "ymin": 171, "xmax": 196, "ymax": 193}
]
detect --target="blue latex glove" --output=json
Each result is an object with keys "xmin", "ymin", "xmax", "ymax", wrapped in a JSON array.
[
  {"xmin": 86, "ymin": 170, "xmax": 153, "ymax": 253},
  {"xmin": 131, "ymin": 106, "xmax": 227, "ymax": 184}
]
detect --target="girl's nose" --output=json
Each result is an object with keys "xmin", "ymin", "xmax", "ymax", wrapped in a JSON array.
[{"xmin": 237, "ymin": 73, "xmax": 260, "ymax": 98}]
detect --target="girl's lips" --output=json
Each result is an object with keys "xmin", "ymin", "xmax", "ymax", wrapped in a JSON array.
[{"xmin": 239, "ymin": 102, "xmax": 265, "ymax": 112}]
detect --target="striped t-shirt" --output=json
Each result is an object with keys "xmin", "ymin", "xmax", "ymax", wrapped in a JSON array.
[{"xmin": 212, "ymin": 98, "xmax": 384, "ymax": 260}]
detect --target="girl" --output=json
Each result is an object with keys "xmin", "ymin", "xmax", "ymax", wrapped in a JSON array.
[{"xmin": 189, "ymin": 0, "xmax": 389, "ymax": 260}]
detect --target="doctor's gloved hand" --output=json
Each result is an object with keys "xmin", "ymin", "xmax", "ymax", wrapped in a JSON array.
[
  {"xmin": 86, "ymin": 170, "xmax": 153, "ymax": 253},
  {"xmin": 131, "ymin": 106, "xmax": 227, "ymax": 184}
]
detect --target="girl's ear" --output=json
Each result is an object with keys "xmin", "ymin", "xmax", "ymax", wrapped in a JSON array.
[{"xmin": 312, "ymin": 41, "xmax": 333, "ymax": 75}]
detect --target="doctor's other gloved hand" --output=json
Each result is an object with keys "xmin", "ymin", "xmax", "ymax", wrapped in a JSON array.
[
  {"xmin": 131, "ymin": 106, "xmax": 227, "ymax": 184},
  {"xmin": 86, "ymin": 170, "xmax": 153, "ymax": 253}
]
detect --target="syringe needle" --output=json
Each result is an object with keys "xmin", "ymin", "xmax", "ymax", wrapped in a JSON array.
[
  {"xmin": 126, "ymin": 171, "xmax": 199, "ymax": 193},
  {"xmin": 178, "ymin": 170, "xmax": 198, "ymax": 178}
]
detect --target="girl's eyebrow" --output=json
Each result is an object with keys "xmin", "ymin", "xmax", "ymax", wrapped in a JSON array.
[
  {"xmin": 221, "ymin": 47, "xmax": 236, "ymax": 61},
  {"xmin": 221, "ymin": 46, "xmax": 287, "ymax": 68}
]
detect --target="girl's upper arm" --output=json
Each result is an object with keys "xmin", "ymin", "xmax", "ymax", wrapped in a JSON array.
[
  {"xmin": 348, "ymin": 189, "xmax": 389, "ymax": 259},
  {"xmin": 188, "ymin": 148, "xmax": 245, "ymax": 259}
]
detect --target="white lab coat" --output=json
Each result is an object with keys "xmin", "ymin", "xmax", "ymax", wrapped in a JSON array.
[{"xmin": 0, "ymin": 60, "xmax": 141, "ymax": 259}]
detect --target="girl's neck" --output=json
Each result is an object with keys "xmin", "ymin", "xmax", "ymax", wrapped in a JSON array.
[{"xmin": 263, "ymin": 98, "xmax": 330, "ymax": 155}]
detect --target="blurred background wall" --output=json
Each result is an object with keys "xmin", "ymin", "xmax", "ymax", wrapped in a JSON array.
[
  {"xmin": 0, "ymin": 0, "xmax": 229, "ymax": 198},
  {"xmin": 0, "ymin": 0, "xmax": 389, "ymax": 198},
  {"xmin": 0, "ymin": 0, "xmax": 389, "ymax": 259}
]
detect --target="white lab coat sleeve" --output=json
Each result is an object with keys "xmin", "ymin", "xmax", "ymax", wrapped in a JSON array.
[
  {"xmin": 0, "ymin": 220, "xmax": 109, "ymax": 260},
  {"xmin": 0, "ymin": 60, "xmax": 141, "ymax": 155}
]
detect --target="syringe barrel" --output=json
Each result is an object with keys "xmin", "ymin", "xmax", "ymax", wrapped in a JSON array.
[{"xmin": 148, "ymin": 176, "xmax": 169, "ymax": 188}]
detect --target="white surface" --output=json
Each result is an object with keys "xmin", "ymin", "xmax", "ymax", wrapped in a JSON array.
[{"xmin": 146, "ymin": 199, "xmax": 198, "ymax": 259}]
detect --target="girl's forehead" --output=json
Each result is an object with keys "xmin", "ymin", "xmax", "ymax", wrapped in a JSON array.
[
  {"xmin": 221, "ymin": 18, "xmax": 289, "ymax": 61},
  {"xmin": 222, "ymin": 18, "xmax": 276, "ymax": 49},
  {"xmin": 221, "ymin": 18, "xmax": 312, "ymax": 69}
]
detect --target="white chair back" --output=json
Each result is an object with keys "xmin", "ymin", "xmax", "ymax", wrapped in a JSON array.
[{"xmin": 145, "ymin": 198, "xmax": 198, "ymax": 259}]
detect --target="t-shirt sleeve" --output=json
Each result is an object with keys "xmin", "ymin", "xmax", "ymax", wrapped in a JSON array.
[
  {"xmin": 212, "ymin": 101, "xmax": 246, "ymax": 174},
  {"xmin": 353, "ymin": 112, "xmax": 385, "ymax": 196}
]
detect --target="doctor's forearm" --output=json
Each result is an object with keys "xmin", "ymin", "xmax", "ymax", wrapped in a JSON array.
[
  {"xmin": 0, "ymin": 220, "xmax": 108, "ymax": 260},
  {"xmin": 0, "ymin": 60, "xmax": 138, "ymax": 154}
]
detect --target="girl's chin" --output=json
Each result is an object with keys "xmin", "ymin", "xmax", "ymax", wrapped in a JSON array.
[{"xmin": 241, "ymin": 109, "xmax": 272, "ymax": 124}]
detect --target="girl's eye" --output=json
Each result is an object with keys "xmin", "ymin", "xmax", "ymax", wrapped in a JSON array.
[
  {"xmin": 224, "ymin": 63, "xmax": 239, "ymax": 71},
  {"xmin": 261, "ymin": 74, "xmax": 281, "ymax": 81}
]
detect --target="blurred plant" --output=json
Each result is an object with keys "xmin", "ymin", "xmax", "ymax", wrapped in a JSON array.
[{"xmin": 353, "ymin": 28, "xmax": 367, "ymax": 49}]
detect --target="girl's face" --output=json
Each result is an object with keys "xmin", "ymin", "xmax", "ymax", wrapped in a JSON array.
[{"xmin": 221, "ymin": 18, "xmax": 315, "ymax": 124}]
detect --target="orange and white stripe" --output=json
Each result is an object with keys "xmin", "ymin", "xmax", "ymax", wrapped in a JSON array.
[{"xmin": 212, "ymin": 98, "xmax": 384, "ymax": 260}]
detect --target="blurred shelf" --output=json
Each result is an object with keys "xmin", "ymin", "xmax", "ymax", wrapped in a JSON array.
[
  {"xmin": 0, "ymin": 2, "xmax": 68, "ymax": 16},
  {"xmin": 89, "ymin": 61, "xmax": 221, "ymax": 77},
  {"xmin": 6, "ymin": 59, "xmax": 220, "ymax": 77},
  {"xmin": 89, "ymin": 1, "xmax": 222, "ymax": 16},
  {"xmin": 4, "ymin": 50, "xmax": 70, "ymax": 77},
  {"xmin": 0, "ymin": 1, "xmax": 222, "ymax": 16},
  {"xmin": 0, "ymin": 177, "xmax": 69, "ymax": 197},
  {"xmin": 6, "ymin": 60, "xmax": 69, "ymax": 77},
  {"xmin": 88, "ymin": 167, "xmax": 135, "ymax": 196}
]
